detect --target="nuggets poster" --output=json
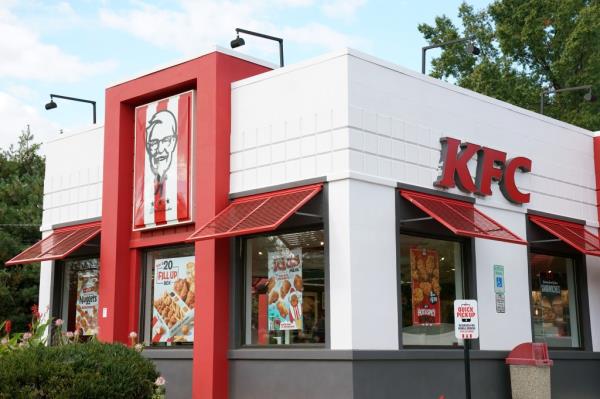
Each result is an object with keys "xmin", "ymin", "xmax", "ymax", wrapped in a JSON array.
[
  {"xmin": 410, "ymin": 248, "xmax": 441, "ymax": 325},
  {"xmin": 267, "ymin": 248, "xmax": 303, "ymax": 331}
]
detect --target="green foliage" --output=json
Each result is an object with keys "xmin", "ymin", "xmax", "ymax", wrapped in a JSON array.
[
  {"xmin": 418, "ymin": 0, "xmax": 600, "ymax": 130},
  {"xmin": 0, "ymin": 341, "xmax": 160, "ymax": 399},
  {"xmin": 0, "ymin": 126, "xmax": 44, "ymax": 332},
  {"xmin": 0, "ymin": 308, "xmax": 51, "ymax": 354}
]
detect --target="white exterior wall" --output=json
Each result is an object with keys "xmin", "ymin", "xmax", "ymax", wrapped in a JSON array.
[
  {"xmin": 231, "ymin": 49, "xmax": 599, "ymax": 351},
  {"xmin": 328, "ymin": 179, "xmax": 398, "ymax": 349},
  {"xmin": 38, "ymin": 125, "xmax": 104, "ymax": 320},
  {"xmin": 473, "ymin": 207, "xmax": 532, "ymax": 350},
  {"xmin": 230, "ymin": 53, "xmax": 349, "ymax": 193},
  {"xmin": 41, "ymin": 125, "xmax": 104, "ymax": 231}
]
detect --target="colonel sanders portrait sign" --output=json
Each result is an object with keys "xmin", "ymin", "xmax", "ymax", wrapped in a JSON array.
[{"xmin": 133, "ymin": 91, "xmax": 194, "ymax": 230}]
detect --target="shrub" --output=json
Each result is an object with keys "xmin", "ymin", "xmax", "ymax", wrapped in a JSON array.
[{"xmin": 0, "ymin": 341, "xmax": 160, "ymax": 399}]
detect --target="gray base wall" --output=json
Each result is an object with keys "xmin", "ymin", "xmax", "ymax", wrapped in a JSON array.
[
  {"xmin": 141, "ymin": 349, "xmax": 600, "ymax": 398},
  {"xmin": 229, "ymin": 350, "xmax": 600, "ymax": 399},
  {"xmin": 144, "ymin": 349, "xmax": 193, "ymax": 399}
]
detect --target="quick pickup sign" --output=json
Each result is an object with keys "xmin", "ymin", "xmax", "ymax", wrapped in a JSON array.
[{"xmin": 454, "ymin": 300, "xmax": 479, "ymax": 340}]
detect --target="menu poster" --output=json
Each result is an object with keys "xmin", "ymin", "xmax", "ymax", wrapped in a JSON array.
[
  {"xmin": 410, "ymin": 248, "xmax": 441, "ymax": 325},
  {"xmin": 152, "ymin": 256, "xmax": 195, "ymax": 343},
  {"xmin": 75, "ymin": 269, "xmax": 99, "ymax": 335},
  {"xmin": 539, "ymin": 272, "xmax": 564, "ymax": 324},
  {"xmin": 267, "ymin": 248, "xmax": 303, "ymax": 331}
]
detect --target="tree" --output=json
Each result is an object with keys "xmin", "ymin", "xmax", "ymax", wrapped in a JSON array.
[
  {"xmin": 0, "ymin": 126, "xmax": 45, "ymax": 332},
  {"xmin": 418, "ymin": 0, "xmax": 600, "ymax": 131}
]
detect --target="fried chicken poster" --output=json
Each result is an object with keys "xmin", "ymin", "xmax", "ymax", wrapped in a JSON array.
[
  {"xmin": 410, "ymin": 248, "xmax": 441, "ymax": 325},
  {"xmin": 267, "ymin": 248, "xmax": 303, "ymax": 331},
  {"xmin": 152, "ymin": 256, "xmax": 195, "ymax": 343},
  {"xmin": 75, "ymin": 270, "xmax": 99, "ymax": 335}
]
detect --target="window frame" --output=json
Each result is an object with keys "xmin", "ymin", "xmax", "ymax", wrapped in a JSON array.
[
  {"xmin": 140, "ymin": 244, "xmax": 196, "ymax": 348},
  {"xmin": 526, "ymin": 213, "xmax": 594, "ymax": 351},
  {"xmin": 51, "ymin": 255, "xmax": 100, "ymax": 342},
  {"xmin": 234, "ymin": 223, "xmax": 327, "ymax": 349},
  {"xmin": 230, "ymin": 184, "xmax": 329, "ymax": 350},
  {"xmin": 528, "ymin": 248, "xmax": 584, "ymax": 349},
  {"xmin": 396, "ymin": 189, "xmax": 477, "ymax": 350}
]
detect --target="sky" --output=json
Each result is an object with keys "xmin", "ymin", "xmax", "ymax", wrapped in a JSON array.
[{"xmin": 0, "ymin": 0, "xmax": 492, "ymax": 151}]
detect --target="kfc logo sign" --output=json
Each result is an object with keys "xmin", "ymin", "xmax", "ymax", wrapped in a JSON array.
[
  {"xmin": 434, "ymin": 137, "xmax": 531, "ymax": 204},
  {"xmin": 133, "ymin": 90, "xmax": 194, "ymax": 230}
]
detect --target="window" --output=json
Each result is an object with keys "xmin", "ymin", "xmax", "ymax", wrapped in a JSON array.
[
  {"xmin": 530, "ymin": 253, "xmax": 580, "ymax": 348},
  {"xmin": 143, "ymin": 246, "xmax": 195, "ymax": 346},
  {"xmin": 399, "ymin": 234, "xmax": 464, "ymax": 346},
  {"xmin": 59, "ymin": 258, "xmax": 100, "ymax": 338},
  {"xmin": 243, "ymin": 229, "xmax": 326, "ymax": 346}
]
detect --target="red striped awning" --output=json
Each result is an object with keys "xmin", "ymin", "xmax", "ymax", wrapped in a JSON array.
[
  {"xmin": 187, "ymin": 184, "xmax": 322, "ymax": 241},
  {"xmin": 400, "ymin": 190, "xmax": 526, "ymax": 245},
  {"xmin": 5, "ymin": 223, "xmax": 101, "ymax": 265},
  {"xmin": 529, "ymin": 215, "xmax": 600, "ymax": 256}
]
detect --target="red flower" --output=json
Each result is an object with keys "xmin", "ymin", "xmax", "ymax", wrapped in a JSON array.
[
  {"xmin": 31, "ymin": 304, "xmax": 40, "ymax": 319},
  {"xmin": 4, "ymin": 320, "xmax": 11, "ymax": 335}
]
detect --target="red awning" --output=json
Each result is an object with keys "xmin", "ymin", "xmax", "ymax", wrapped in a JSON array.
[
  {"xmin": 400, "ymin": 190, "xmax": 526, "ymax": 245},
  {"xmin": 529, "ymin": 215, "xmax": 600, "ymax": 256},
  {"xmin": 5, "ymin": 223, "xmax": 101, "ymax": 265},
  {"xmin": 187, "ymin": 184, "xmax": 322, "ymax": 241}
]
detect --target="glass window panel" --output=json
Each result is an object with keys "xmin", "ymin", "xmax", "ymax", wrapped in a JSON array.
[
  {"xmin": 399, "ymin": 234, "xmax": 463, "ymax": 346},
  {"xmin": 61, "ymin": 258, "xmax": 100, "ymax": 339},
  {"xmin": 244, "ymin": 229, "xmax": 326, "ymax": 346},
  {"xmin": 145, "ymin": 246, "xmax": 195, "ymax": 346},
  {"xmin": 530, "ymin": 253, "xmax": 580, "ymax": 348}
]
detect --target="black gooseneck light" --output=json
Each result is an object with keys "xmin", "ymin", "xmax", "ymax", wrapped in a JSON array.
[
  {"xmin": 230, "ymin": 28, "xmax": 284, "ymax": 68},
  {"xmin": 45, "ymin": 94, "xmax": 97, "ymax": 124}
]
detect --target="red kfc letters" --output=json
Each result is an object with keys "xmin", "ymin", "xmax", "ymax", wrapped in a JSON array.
[{"xmin": 434, "ymin": 137, "xmax": 531, "ymax": 204}]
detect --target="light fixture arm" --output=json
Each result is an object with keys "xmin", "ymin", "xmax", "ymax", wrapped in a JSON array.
[
  {"xmin": 235, "ymin": 28, "xmax": 284, "ymax": 67},
  {"xmin": 421, "ymin": 36, "xmax": 476, "ymax": 74},
  {"xmin": 48, "ymin": 94, "xmax": 97, "ymax": 124},
  {"xmin": 539, "ymin": 85, "xmax": 593, "ymax": 115}
]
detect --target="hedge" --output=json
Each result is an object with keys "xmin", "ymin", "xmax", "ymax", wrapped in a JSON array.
[{"xmin": 0, "ymin": 341, "xmax": 159, "ymax": 399}]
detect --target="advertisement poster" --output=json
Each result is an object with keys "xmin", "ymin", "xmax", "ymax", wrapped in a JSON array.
[
  {"xmin": 410, "ymin": 248, "xmax": 441, "ymax": 325},
  {"xmin": 75, "ymin": 269, "xmax": 99, "ymax": 336},
  {"xmin": 152, "ymin": 256, "xmax": 195, "ymax": 343},
  {"xmin": 539, "ymin": 272, "xmax": 564, "ymax": 324},
  {"xmin": 133, "ymin": 90, "xmax": 194, "ymax": 230},
  {"xmin": 267, "ymin": 248, "xmax": 303, "ymax": 331}
]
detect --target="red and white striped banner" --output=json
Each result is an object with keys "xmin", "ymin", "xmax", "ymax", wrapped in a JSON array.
[{"xmin": 133, "ymin": 91, "xmax": 194, "ymax": 230}]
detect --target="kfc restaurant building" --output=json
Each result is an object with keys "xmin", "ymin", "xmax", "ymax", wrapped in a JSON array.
[{"xmin": 8, "ymin": 47, "xmax": 600, "ymax": 398}]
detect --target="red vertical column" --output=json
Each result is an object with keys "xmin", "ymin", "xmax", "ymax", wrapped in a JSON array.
[
  {"xmin": 98, "ymin": 97, "xmax": 135, "ymax": 343},
  {"xmin": 98, "ymin": 51, "xmax": 269, "ymax": 397},
  {"xmin": 192, "ymin": 56, "xmax": 231, "ymax": 399},
  {"xmin": 192, "ymin": 54, "xmax": 269, "ymax": 399}
]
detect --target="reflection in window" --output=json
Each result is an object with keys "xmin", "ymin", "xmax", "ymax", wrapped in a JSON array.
[
  {"xmin": 399, "ymin": 234, "xmax": 463, "ymax": 346},
  {"xmin": 244, "ymin": 230, "xmax": 326, "ymax": 346},
  {"xmin": 531, "ymin": 253, "xmax": 580, "ymax": 348}
]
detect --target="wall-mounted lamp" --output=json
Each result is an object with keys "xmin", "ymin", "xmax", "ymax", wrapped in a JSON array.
[
  {"xmin": 230, "ymin": 28, "xmax": 284, "ymax": 68},
  {"xmin": 421, "ymin": 36, "xmax": 480, "ymax": 74},
  {"xmin": 45, "ymin": 94, "xmax": 97, "ymax": 124},
  {"xmin": 540, "ymin": 85, "xmax": 596, "ymax": 114}
]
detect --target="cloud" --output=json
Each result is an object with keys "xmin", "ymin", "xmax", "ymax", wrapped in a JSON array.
[
  {"xmin": 321, "ymin": 0, "xmax": 366, "ymax": 20},
  {"xmin": 99, "ymin": 0, "xmax": 365, "ymax": 57},
  {"xmin": 281, "ymin": 22, "xmax": 366, "ymax": 49},
  {"xmin": 0, "ymin": 91, "xmax": 60, "ymax": 151},
  {"xmin": 0, "ymin": 8, "xmax": 117, "ymax": 82}
]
